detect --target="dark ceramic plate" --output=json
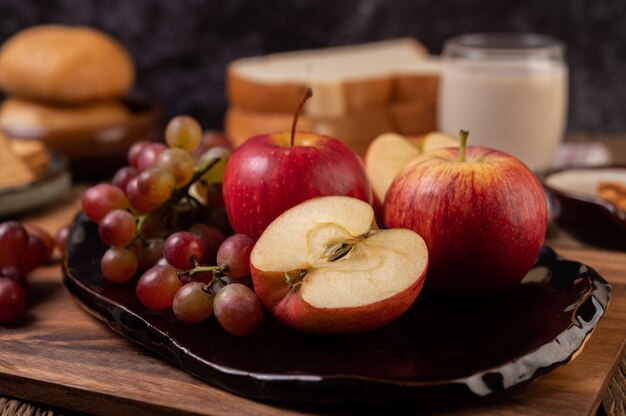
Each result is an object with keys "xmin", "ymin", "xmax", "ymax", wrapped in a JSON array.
[
  {"xmin": 543, "ymin": 166, "xmax": 626, "ymax": 249},
  {"xmin": 64, "ymin": 212, "xmax": 611, "ymax": 405}
]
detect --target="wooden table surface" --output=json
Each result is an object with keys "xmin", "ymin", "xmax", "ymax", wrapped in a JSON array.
[{"xmin": 1, "ymin": 165, "xmax": 626, "ymax": 415}]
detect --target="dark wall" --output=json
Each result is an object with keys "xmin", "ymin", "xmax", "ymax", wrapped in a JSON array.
[{"xmin": 0, "ymin": 0, "xmax": 624, "ymax": 133}]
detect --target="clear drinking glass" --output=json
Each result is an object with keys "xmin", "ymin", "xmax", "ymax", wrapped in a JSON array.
[{"xmin": 437, "ymin": 33, "xmax": 568, "ymax": 171}]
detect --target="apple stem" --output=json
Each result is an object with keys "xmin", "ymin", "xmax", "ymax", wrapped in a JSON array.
[
  {"xmin": 290, "ymin": 87, "xmax": 313, "ymax": 147},
  {"xmin": 459, "ymin": 130, "xmax": 469, "ymax": 163}
]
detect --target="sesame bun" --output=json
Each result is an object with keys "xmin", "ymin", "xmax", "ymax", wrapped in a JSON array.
[
  {"xmin": 0, "ymin": 25, "xmax": 135, "ymax": 103},
  {"xmin": 0, "ymin": 97, "xmax": 131, "ymax": 134}
]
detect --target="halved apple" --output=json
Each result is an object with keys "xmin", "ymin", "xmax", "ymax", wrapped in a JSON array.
[
  {"xmin": 250, "ymin": 196, "xmax": 428, "ymax": 335},
  {"xmin": 421, "ymin": 131, "xmax": 459, "ymax": 153},
  {"xmin": 364, "ymin": 133, "xmax": 422, "ymax": 212},
  {"xmin": 365, "ymin": 131, "xmax": 458, "ymax": 214}
]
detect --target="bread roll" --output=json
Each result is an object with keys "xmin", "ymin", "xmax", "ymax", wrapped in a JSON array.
[
  {"xmin": 0, "ymin": 97, "xmax": 131, "ymax": 134},
  {"xmin": 0, "ymin": 25, "xmax": 135, "ymax": 103}
]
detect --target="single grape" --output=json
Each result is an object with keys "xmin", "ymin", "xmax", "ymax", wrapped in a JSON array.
[
  {"xmin": 164, "ymin": 231, "xmax": 204, "ymax": 270},
  {"xmin": 137, "ymin": 142, "xmax": 167, "ymax": 171},
  {"xmin": 126, "ymin": 177, "xmax": 152, "ymax": 213},
  {"xmin": 126, "ymin": 168, "xmax": 175, "ymax": 213},
  {"xmin": 202, "ymin": 183, "xmax": 225, "ymax": 209},
  {"xmin": 127, "ymin": 140, "xmax": 151, "ymax": 168},
  {"xmin": 82, "ymin": 184, "xmax": 130, "ymax": 224},
  {"xmin": 112, "ymin": 166, "xmax": 139, "ymax": 191},
  {"xmin": 134, "ymin": 238, "xmax": 165, "ymax": 272},
  {"xmin": 136, "ymin": 213, "xmax": 166, "ymax": 240},
  {"xmin": 157, "ymin": 148, "xmax": 195, "ymax": 187},
  {"xmin": 189, "ymin": 224, "xmax": 224, "ymax": 265},
  {"xmin": 101, "ymin": 247, "xmax": 138, "ymax": 283},
  {"xmin": 0, "ymin": 277, "xmax": 26, "ymax": 323},
  {"xmin": 165, "ymin": 116, "xmax": 202, "ymax": 152},
  {"xmin": 15, "ymin": 234, "xmax": 47, "ymax": 274},
  {"xmin": 173, "ymin": 282, "xmax": 214, "ymax": 324},
  {"xmin": 55, "ymin": 225, "xmax": 70, "ymax": 255},
  {"xmin": 216, "ymin": 234, "xmax": 255, "ymax": 278},
  {"xmin": 24, "ymin": 225, "xmax": 54, "ymax": 264},
  {"xmin": 136, "ymin": 265, "xmax": 182, "ymax": 310},
  {"xmin": 99, "ymin": 210, "xmax": 136, "ymax": 248},
  {"xmin": 1, "ymin": 266, "xmax": 27, "ymax": 291},
  {"xmin": 0, "ymin": 221, "xmax": 29, "ymax": 267},
  {"xmin": 191, "ymin": 130, "xmax": 233, "ymax": 160},
  {"xmin": 213, "ymin": 283, "xmax": 263, "ymax": 336},
  {"xmin": 138, "ymin": 168, "xmax": 176, "ymax": 207}
]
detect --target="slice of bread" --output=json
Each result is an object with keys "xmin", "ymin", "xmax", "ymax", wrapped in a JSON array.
[
  {"xmin": 389, "ymin": 101, "xmax": 436, "ymax": 136},
  {"xmin": 228, "ymin": 38, "xmax": 438, "ymax": 118},
  {"xmin": 10, "ymin": 139, "xmax": 50, "ymax": 175},
  {"xmin": 0, "ymin": 131, "xmax": 35, "ymax": 188},
  {"xmin": 225, "ymin": 106, "xmax": 393, "ymax": 156},
  {"xmin": 226, "ymin": 104, "xmax": 438, "ymax": 156}
]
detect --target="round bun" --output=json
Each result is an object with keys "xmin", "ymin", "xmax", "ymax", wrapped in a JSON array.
[
  {"xmin": 0, "ymin": 97, "xmax": 131, "ymax": 133},
  {"xmin": 0, "ymin": 25, "xmax": 135, "ymax": 103}
]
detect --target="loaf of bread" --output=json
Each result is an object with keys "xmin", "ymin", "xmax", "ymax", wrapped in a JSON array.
[
  {"xmin": 0, "ymin": 25, "xmax": 135, "ymax": 103},
  {"xmin": 226, "ymin": 104, "xmax": 435, "ymax": 156},
  {"xmin": 0, "ymin": 97, "xmax": 131, "ymax": 134},
  {"xmin": 228, "ymin": 38, "xmax": 439, "ymax": 119},
  {"xmin": 225, "ymin": 38, "xmax": 441, "ymax": 154}
]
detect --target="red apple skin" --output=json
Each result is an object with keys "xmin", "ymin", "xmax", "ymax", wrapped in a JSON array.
[
  {"xmin": 384, "ymin": 146, "xmax": 547, "ymax": 297},
  {"xmin": 223, "ymin": 133, "xmax": 371, "ymax": 239},
  {"xmin": 250, "ymin": 266, "xmax": 426, "ymax": 335}
]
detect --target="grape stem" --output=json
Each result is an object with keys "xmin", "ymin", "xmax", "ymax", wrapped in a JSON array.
[{"xmin": 134, "ymin": 156, "xmax": 224, "ymax": 239}]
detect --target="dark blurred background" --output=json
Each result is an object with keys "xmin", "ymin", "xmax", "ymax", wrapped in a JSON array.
[{"xmin": 0, "ymin": 0, "xmax": 624, "ymax": 134}]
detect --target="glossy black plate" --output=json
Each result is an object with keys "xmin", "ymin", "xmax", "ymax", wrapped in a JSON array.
[{"xmin": 64, "ymin": 212, "xmax": 611, "ymax": 405}]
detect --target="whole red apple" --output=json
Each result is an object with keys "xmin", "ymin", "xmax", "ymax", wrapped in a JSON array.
[
  {"xmin": 384, "ymin": 131, "xmax": 547, "ymax": 297},
  {"xmin": 222, "ymin": 89, "xmax": 371, "ymax": 239}
]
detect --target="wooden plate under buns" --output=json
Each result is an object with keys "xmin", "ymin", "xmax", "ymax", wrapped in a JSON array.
[{"xmin": 0, "ymin": 94, "xmax": 163, "ymax": 177}]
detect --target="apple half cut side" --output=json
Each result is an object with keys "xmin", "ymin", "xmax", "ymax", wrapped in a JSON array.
[
  {"xmin": 250, "ymin": 196, "xmax": 428, "ymax": 335},
  {"xmin": 365, "ymin": 133, "xmax": 422, "ymax": 213}
]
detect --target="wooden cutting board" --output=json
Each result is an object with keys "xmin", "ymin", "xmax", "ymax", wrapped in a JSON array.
[{"xmin": 0, "ymin": 189, "xmax": 625, "ymax": 416}]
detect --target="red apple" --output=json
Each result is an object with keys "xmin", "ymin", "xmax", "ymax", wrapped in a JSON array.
[
  {"xmin": 222, "ymin": 89, "xmax": 371, "ymax": 239},
  {"xmin": 250, "ymin": 196, "xmax": 428, "ymax": 334},
  {"xmin": 384, "ymin": 131, "xmax": 546, "ymax": 297}
]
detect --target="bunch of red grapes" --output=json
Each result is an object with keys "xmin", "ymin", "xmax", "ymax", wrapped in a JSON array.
[
  {"xmin": 81, "ymin": 116, "xmax": 263, "ymax": 336},
  {"xmin": 0, "ymin": 221, "xmax": 64, "ymax": 323}
]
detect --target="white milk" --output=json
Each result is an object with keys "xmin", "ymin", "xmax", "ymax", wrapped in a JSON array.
[{"xmin": 438, "ymin": 38, "xmax": 568, "ymax": 171}]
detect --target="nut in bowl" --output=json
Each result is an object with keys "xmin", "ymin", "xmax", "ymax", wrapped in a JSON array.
[{"xmin": 543, "ymin": 165, "xmax": 626, "ymax": 249}]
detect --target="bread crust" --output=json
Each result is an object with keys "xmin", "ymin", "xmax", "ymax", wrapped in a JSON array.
[
  {"xmin": 227, "ymin": 38, "xmax": 435, "ymax": 118},
  {"xmin": 0, "ymin": 25, "xmax": 135, "ymax": 103}
]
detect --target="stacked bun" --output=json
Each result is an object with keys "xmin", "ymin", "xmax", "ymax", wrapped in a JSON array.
[
  {"xmin": 225, "ymin": 38, "xmax": 440, "ymax": 155},
  {"xmin": 0, "ymin": 25, "xmax": 134, "ymax": 138}
]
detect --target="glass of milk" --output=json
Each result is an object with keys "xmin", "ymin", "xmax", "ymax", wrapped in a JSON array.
[{"xmin": 438, "ymin": 33, "xmax": 568, "ymax": 171}]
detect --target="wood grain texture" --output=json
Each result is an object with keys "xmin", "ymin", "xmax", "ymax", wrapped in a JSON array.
[{"xmin": 0, "ymin": 189, "xmax": 624, "ymax": 416}]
